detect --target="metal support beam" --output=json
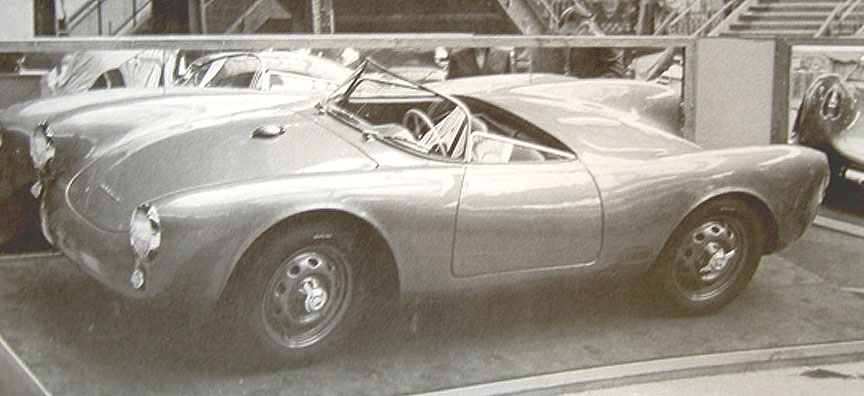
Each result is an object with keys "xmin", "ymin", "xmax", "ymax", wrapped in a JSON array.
[
  {"xmin": 311, "ymin": 0, "xmax": 334, "ymax": 34},
  {"xmin": 0, "ymin": 34, "xmax": 692, "ymax": 51},
  {"xmin": 187, "ymin": 0, "xmax": 203, "ymax": 33}
]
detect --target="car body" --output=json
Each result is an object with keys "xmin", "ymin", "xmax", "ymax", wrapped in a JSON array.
[
  {"xmin": 794, "ymin": 72, "xmax": 864, "ymax": 193},
  {"xmin": 41, "ymin": 50, "xmax": 178, "ymax": 96},
  {"xmin": 175, "ymin": 51, "xmax": 351, "ymax": 91},
  {"xmin": 0, "ymin": 51, "xmax": 351, "ymax": 246},
  {"xmin": 352, "ymin": 47, "xmax": 448, "ymax": 82},
  {"xmin": 32, "ymin": 61, "xmax": 828, "ymax": 360}
]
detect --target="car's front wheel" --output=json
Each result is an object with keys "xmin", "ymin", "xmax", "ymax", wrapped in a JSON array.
[
  {"xmin": 0, "ymin": 190, "xmax": 40, "ymax": 247},
  {"xmin": 650, "ymin": 198, "xmax": 764, "ymax": 315},
  {"xmin": 226, "ymin": 222, "xmax": 372, "ymax": 363}
]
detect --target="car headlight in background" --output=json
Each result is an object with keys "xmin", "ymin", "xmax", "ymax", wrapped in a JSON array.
[
  {"xmin": 30, "ymin": 122, "xmax": 55, "ymax": 171},
  {"xmin": 129, "ymin": 203, "xmax": 161, "ymax": 289}
]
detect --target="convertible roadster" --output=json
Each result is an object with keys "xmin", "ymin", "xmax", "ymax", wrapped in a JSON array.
[{"xmin": 29, "ymin": 61, "xmax": 827, "ymax": 361}]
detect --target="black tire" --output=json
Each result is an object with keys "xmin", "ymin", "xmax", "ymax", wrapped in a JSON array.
[
  {"xmin": 0, "ymin": 190, "xmax": 39, "ymax": 247},
  {"xmin": 650, "ymin": 198, "xmax": 764, "ymax": 315},
  {"xmin": 224, "ymin": 221, "xmax": 374, "ymax": 363}
]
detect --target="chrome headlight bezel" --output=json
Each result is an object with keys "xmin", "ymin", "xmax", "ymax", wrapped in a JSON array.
[
  {"xmin": 130, "ymin": 203, "xmax": 161, "ymax": 262},
  {"xmin": 29, "ymin": 122, "xmax": 55, "ymax": 171}
]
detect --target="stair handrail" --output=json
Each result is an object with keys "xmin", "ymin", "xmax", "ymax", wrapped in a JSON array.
[
  {"xmin": 225, "ymin": 0, "xmax": 268, "ymax": 33},
  {"xmin": 530, "ymin": 0, "xmax": 564, "ymax": 29},
  {"xmin": 692, "ymin": 0, "xmax": 748, "ymax": 37},
  {"xmin": 62, "ymin": 0, "xmax": 153, "ymax": 35},
  {"xmin": 652, "ymin": 0, "xmax": 702, "ymax": 35},
  {"xmin": 836, "ymin": 0, "xmax": 864, "ymax": 35},
  {"xmin": 855, "ymin": 20, "xmax": 864, "ymax": 35},
  {"xmin": 815, "ymin": 0, "xmax": 864, "ymax": 37}
]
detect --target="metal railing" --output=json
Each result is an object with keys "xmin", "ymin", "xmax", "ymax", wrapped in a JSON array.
[
  {"xmin": 62, "ymin": 0, "xmax": 153, "ymax": 36},
  {"xmin": 546, "ymin": 0, "xmax": 729, "ymax": 36},
  {"xmin": 535, "ymin": 0, "xmax": 567, "ymax": 30},
  {"xmin": 654, "ymin": 1, "xmax": 702, "ymax": 35},
  {"xmin": 691, "ymin": 0, "xmax": 748, "ymax": 36},
  {"xmin": 224, "ymin": 0, "xmax": 269, "ymax": 34},
  {"xmin": 816, "ymin": 0, "xmax": 864, "ymax": 37}
]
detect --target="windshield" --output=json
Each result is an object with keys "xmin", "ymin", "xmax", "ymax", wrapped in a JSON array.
[
  {"xmin": 177, "ymin": 53, "xmax": 264, "ymax": 88},
  {"xmin": 320, "ymin": 60, "xmax": 474, "ymax": 160}
]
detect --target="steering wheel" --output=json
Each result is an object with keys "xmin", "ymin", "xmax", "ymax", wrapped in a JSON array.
[
  {"xmin": 402, "ymin": 109, "xmax": 435, "ymax": 138},
  {"xmin": 403, "ymin": 109, "xmax": 448, "ymax": 155}
]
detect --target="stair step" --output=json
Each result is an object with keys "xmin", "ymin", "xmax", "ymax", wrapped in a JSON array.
[
  {"xmin": 749, "ymin": 3, "xmax": 844, "ymax": 11},
  {"xmin": 757, "ymin": 0, "xmax": 843, "ymax": 2},
  {"xmin": 727, "ymin": 27, "xmax": 820, "ymax": 34},
  {"xmin": 755, "ymin": 0, "xmax": 843, "ymax": 4},
  {"xmin": 755, "ymin": 0, "xmax": 844, "ymax": 5},
  {"xmin": 739, "ymin": 11, "xmax": 832, "ymax": 21},
  {"xmin": 731, "ymin": 21, "xmax": 823, "ymax": 29},
  {"xmin": 718, "ymin": 30, "xmax": 819, "ymax": 37}
]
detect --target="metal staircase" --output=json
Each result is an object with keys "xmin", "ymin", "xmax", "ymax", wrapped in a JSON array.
[
  {"xmin": 494, "ymin": 0, "xmax": 864, "ymax": 38},
  {"xmin": 494, "ymin": 0, "xmax": 724, "ymax": 36},
  {"xmin": 200, "ymin": 0, "xmax": 294, "ymax": 33},
  {"xmin": 709, "ymin": 0, "xmax": 864, "ymax": 37},
  {"xmin": 58, "ymin": 0, "xmax": 153, "ymax": 36}
]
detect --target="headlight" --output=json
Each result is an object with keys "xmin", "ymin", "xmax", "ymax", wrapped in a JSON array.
[
  {"xmin": 130, "ymin": 203, "xmax": 161, "ymax": 262},
  {"xmin": 30, "ymin": 122, "xmax": 55, "ymax": 171}
]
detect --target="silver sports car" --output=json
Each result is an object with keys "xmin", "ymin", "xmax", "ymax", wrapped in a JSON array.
[{"xmin": 29, "ymin": 61, "xmax": 828, "ymax": 361}]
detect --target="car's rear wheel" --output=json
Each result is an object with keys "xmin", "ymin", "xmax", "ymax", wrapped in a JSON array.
[
  {"xmin": 651, "ymin": 198, "xmax": 764, "ymax": 315},
  {"xmin": 226, "ymin": 222, "xmax": 373, "ymax": 363}
]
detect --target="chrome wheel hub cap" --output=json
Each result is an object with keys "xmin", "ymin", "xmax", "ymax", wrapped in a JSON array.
[
  {"xmin": 261, "ymin": 248, "xmax": 349, "ymax": 349},
  {"xmin": 701, "ymin": 242, "xmax": 736, "ymax": 282},
  {"xmin": 699, "ymin": 242, "xmax": 735, "ymax": 282},
  {"xmin": 300, "ymin": 277, "xmax": 328, "ymax": 313},
  {"xmin": 674, "ymin": 219, "xmax": 743, "ymax": 298}
]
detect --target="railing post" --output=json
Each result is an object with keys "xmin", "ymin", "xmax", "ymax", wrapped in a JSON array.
[
  {"xmin": 97, "ymin": 0, "xmax": 104, "ymax": 35},
  {"xmin": 201, "ymin": 0, "xmax": 209, "ymax": 33}
]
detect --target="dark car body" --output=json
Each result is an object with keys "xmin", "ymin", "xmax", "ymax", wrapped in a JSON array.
[
  {"xmin": 794, "ymin": 73, "xmax": 864, "ymax": 190},
  {"xmin": 25, "ymin": 62, "xmax": 829, "ymax": 360}
]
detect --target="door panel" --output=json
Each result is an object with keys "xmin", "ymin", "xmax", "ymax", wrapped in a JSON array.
[{"xmin": 453, "ymin": 161, "xmax": 603, "ymax": 277}]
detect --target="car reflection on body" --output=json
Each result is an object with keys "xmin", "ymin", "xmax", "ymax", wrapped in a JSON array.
[
  {"xmin": 175, "ymin": 51, "xmax": 351, "ymax": 92},
  {"xmin": 41, "ymin": 49, "xmax": 178, "ymax": 96},
  {"xmin": 0, "ymin": 51, "xmax": 352, "ymax": 247},
  {"xmin": 29, "ymin": 60, "xmax": 828, "ymax": 362}
]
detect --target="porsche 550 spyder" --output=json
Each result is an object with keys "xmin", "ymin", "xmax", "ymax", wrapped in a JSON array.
[{"xmin": 30, "ymin": 60, "xmax": 827, "ymax": 361}]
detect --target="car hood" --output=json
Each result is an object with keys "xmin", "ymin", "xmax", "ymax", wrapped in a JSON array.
[
  {"xmin": 58, "ymin": 94, "xmax": 376, "ymax": 232},
  {"xmin": 1, "ymin": 88, "xmax": 170, "ymax": 133}
]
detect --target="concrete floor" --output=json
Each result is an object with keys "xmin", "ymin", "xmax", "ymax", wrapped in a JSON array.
[{"xmin": 1, "ymin": 234, "xmax": 864, "ymax": 395}]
